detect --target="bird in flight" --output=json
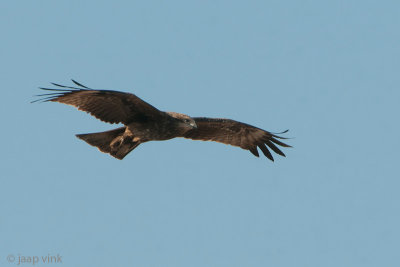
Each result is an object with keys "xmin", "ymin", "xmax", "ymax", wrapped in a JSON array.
[{"xmin": 34, "ymin": 80, "xmax": 291, "ymax": 161}]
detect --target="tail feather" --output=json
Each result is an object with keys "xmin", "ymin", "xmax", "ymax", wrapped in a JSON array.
[{"xmin": 76, "ymin": 127, "xmax": 140, "ymax": 160}]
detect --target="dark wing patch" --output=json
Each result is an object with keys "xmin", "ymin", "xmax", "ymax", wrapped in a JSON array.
[
  {"xmin": 33, "ymin": 80, "xmax": 165, "ymax": 124},
  {"xmin": 183, "ymin": 118, "xmax": 291, "ymax": 161}
]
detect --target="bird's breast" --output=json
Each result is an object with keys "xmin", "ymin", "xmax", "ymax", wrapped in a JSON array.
[{"xmin": 126, "ymin": 121, "xmax": 178, "ymax": 141}]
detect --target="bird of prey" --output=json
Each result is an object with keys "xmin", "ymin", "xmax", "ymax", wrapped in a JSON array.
[{"xmin": 34, "ymin": 80, "xmax": 291, "ymax": 161}]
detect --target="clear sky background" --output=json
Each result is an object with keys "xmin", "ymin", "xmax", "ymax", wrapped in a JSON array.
[{"xmin": 1, "ymin": 1, "xmax": 399, "ymax": 266}]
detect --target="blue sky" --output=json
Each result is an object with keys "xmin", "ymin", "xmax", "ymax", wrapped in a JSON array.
[{"xmin": 1, "ymin": 1, "xmax": 399, "ymax": 266}]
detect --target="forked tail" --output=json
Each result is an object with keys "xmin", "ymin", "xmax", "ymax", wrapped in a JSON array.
[{"xmin": 76, "ymin": 127, "xmax": 140, "ymax": 160}]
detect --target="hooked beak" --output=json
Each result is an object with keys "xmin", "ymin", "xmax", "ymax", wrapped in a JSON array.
[{"xmin": 189, "ymin": 121, "xmax": 197, "ymax": 129}]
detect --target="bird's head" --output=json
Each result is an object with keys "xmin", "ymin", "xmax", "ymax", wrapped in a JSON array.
[{"xmin": 167, "ymin": 112, "xmax": 197, "ymax": 130}]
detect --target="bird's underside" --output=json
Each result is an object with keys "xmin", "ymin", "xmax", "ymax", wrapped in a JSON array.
[{"xmin": 34, "ymin": 80, "xmax": 291, "ymax": 161}]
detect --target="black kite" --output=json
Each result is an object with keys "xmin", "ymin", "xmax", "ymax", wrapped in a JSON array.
[{"xmin": 34, "ymin": 80, "xmax": 291, "ymax": 161}]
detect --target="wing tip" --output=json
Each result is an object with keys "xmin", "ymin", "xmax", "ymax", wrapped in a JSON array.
[
  {"xmin": 258, "ymin": 143, "xmax": 274, "ymax": 161},
  {"xmin": 249, "ymin": 147, "xmax": 260, "ymax": 157},
  {"xmin": 71, "ymin": 79, "xmax": 90, "ymax": 89},
  {"xmin": 33, "ymin": 80, "xmax": 91, "ymax": 103}
]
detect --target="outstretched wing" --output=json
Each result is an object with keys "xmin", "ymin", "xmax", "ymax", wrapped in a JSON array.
[
  {"xmin": 183, "ymin": 118, "xmax": 291, "ymax": 161},
  {"xmin": 33, "ymin": 80, "xmax": 165, "ymax": 124}
]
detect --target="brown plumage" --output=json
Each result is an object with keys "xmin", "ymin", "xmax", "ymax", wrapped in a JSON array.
[{"xmin": 34, "ymin": 80, "xmax": 291, "ymax": 161}]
